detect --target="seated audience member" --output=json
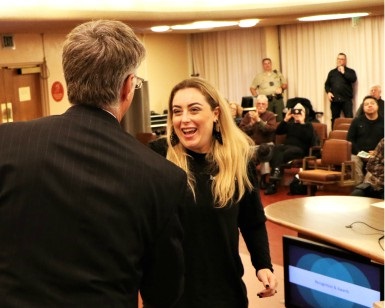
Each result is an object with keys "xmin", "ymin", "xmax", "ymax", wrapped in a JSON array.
[
  {"xmin": 356, "ymin": 85, "xmax": 384, "ymax": 118},
  {"xmin": 239, "ymin": 94, "xmax": 277, "ymax": 188},
  {"xmin": 347, "ymin": 95, "xmax": 384, "ymax": 183},
  {"xmin": 264, "ymin": 103, "xmax": 318, "ymax": 195},
  {"xmin": 229, "ymin": 102, "xmax": 243, "ymax": 126},
  {"xmin": 351, "ymin": 138, "xmax": 384, "ymax": 199},
  {"xmin": 285, "ymin": 97, "xmax": 320, "ymax": 123}
]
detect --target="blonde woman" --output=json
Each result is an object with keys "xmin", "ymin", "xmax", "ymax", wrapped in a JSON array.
[{"xmin": 152, "ymin": 77, "xmax": 277, "ymax": 307}]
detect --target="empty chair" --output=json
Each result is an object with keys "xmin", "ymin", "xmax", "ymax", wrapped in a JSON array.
[
  {"xmin": 310, "ymin": 122, "xmax": 328, "ymax": 155},
  {"xmin": 329, "ymin": 129, "xmax": 348, "ymax": 140},
  {"xmin": 298, "ymin": 139, "xmax": 356, "ymax": 195},
  {"xmin": 332, "ymin": 117, "xmax": 353, "ymax": 130},
  {"xmin": 333, "ymin": 122, "xmax": 351, "ymax": 131}
]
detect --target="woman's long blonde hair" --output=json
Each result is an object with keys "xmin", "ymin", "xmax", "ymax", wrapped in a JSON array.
[{"xmin": 166, "ymin": 77, "xmax": 255, "ymax": 208}]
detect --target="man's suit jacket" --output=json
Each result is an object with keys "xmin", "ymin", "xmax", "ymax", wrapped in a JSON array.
[{"xmin": 0, "ymin": 105, "xmax": 187, "ymax": 307}]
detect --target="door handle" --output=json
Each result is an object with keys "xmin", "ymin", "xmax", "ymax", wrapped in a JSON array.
[
  {"xmin": 1, "ymin": 102, "xmax": 13, "ymax": 122},
  {"xmin": 6, "ymin": 102, "xmax": 13, "ymax": 122},
  {"xmin": 1, "ymin": 103, "xmax": 7, "ymax": 122}
]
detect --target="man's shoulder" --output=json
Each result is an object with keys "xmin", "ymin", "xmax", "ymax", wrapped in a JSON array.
[
  {"xmin": 135, "ymin": 141, "xmax": 186, "ymax": 177},
  {"xmin": 253, "ymin": 72, "xmax": 263, "ymax": 78},
  {"xmin": 345, "ymin": 66, "xmax": 356, "ymax": 72}
]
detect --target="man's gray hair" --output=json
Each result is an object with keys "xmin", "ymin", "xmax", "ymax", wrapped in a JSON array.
[{"xmin": 62, "ymin": 20, "xmax": 146, "ymax": 108}]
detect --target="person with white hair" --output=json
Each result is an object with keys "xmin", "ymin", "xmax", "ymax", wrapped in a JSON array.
[{"xmin": 239, "ymin": 94, "xmax": 277, "ymax": 189}]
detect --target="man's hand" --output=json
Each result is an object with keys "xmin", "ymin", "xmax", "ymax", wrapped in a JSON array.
[
  {"xmin": 247, "ymin": 110, "xmax": 259, "ymax": 125},
  {"xmin": 275, "ymin": 87, "xmax": 283, "ymax": 94}
]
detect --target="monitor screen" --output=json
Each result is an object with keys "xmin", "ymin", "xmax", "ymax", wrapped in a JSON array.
[{"xmin": 283, "ymin": 235, "xmax": 384, "ymax": 308}]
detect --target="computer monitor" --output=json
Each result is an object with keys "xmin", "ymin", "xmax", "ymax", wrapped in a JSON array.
[{"xmin": 283, "ymin": 235, "xmax": 384, "ymax": 308}]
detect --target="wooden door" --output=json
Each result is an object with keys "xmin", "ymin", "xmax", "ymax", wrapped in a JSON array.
[{"xmin": 0, "ymin": 67, "xmax": 43, "ymax": 123}]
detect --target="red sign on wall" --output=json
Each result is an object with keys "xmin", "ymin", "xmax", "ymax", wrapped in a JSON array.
[{"xmin": 51, "ymin": 81, "xmax": 64, "ymax": 102}]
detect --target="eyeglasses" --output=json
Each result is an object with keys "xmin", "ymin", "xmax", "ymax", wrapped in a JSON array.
[{"xmin": 135, "ymin": 76, "xmax": 144, "ymax": 89}]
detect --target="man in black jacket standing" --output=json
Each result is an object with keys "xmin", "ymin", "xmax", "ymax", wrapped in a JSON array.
[
  {"xmin": 324, "ymin": 52, "xmax": 357, "ymax": 127},
  {"xmin": 0, "ymin": 20, "xmax": 187, "ymax": 308}
]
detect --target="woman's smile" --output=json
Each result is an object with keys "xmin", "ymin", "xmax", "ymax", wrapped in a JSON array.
[{"xmin": 172, "ymin": 88, "xmax": 219, "ymax": 153}]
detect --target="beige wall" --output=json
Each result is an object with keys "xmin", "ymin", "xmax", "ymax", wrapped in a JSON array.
[
  {"xmin": 263, "ymin": 27, "xmax": 281, "ymax": 70},
  {"xmin": 0, "ymin": 28, "xmax": 278, "ymax": 117},
  {"xmin": 43, "ymin": 33, "xmax": 71, "ymax": 115},
  {"xmin": 141, "ymin": 33, "xmax": 190, "ymax": 114},
  {"xmin": 0, "ymin": 31, "xmax": 190, "ymax": 116},
  {"xmin": 0, "ymin": 33, "xmax": 44, "ymax": 65}
]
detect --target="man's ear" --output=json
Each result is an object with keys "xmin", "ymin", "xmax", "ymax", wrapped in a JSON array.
[{"xmin": 120, "ymin": 75, "xmax": 134, "ymax": 102}]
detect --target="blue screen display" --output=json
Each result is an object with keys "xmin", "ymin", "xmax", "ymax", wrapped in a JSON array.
[{"xmin": 283, "ymin": 236, "xmax": 384, "ymax": 308}]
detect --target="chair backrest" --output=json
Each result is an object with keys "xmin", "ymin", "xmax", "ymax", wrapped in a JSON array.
[
  {"xmin": 328, "ymin": 129, "xmax": 348, "ymax": 140},
  {"xmin": 136, "ymin": 132, "xmax": 157, "ymax": 145},
  {"xmin": 311, "ymin": 122, "xmax": 328, "ymax": 145},
  {"xmin": 332, "ymin": 117, "xmax": 353, "ymax": 130},
  {"xmin": 333, "ymin": 122, "xmax": 351, "ymax": 131},
  {"xmin": 321, "ymin": 139, "xmax": 351, "ymax": 165}
]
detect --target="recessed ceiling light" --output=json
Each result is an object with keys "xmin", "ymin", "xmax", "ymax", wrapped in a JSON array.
[
  {"xmin": 151, "ymin": 25, "xmax": 170, "ymax": 32},
  {"xmin": 298, "ymin": 12, "xmax": 369, "ymax": 22},
  {"xmin": 171, "ymin": 21, "xmax": 238, "ymax": 30},
  {"xmin": 238, "ymin": 19, "xmax": 259, "ymax": 28}
]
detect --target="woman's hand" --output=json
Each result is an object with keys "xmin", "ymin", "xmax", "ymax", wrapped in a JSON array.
[
  {"xmin": 256, "ymin": 268, "xmax": 278, "ymax": 298},
  {"xmin": 284, "ymin": 109, "xmax": 292, "ymax": 122}
]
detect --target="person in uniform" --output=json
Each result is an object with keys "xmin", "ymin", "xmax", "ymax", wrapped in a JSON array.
[{"xmin": 250, "ymin": 58, "xmax": 287, "ymax": 121}]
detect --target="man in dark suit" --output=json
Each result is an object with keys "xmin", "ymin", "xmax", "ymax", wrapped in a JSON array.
[{"xmin": 0, "ymin": 20, "xmax": 187, "ymax": 307}]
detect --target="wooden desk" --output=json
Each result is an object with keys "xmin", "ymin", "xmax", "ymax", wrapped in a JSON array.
[{"xmin": 265, "ymin": 196, "xmax": 384, "ymax": 264}]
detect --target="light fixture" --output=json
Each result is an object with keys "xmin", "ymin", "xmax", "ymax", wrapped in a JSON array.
[
  {"xmin": 298, "ymin": 12, "xmax": 369, "ymax": 22},
  {"xmin": 171, "ymin": 21, "xmax": 238, "ymax": 31},
  {"xmin": 238, "ymin": 19, "xmax": 259, "ymax": 28},
  {"xmin": 150, "ymin": 19, "xmax": 260, "ymax": 32},
  {"xmin": 150, "ymin": 25, "xmax": 170, "ymax": 32}
]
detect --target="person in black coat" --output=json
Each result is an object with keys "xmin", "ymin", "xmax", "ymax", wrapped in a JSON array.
[
  {"xmin": 151, "ymin": 77, "xmax": 278, "ymax": 307},
  {"xmin": 355, "ymin": 85, "xmax": 384, "ymax": 118},
  {"xmin": 324, "ymin": 52, "xmax": 357, "ymax": 127},
  {"xmin": 0, "ymin": 20, "xmax": 187, "ymax": 308},
  {"xmin": 264, "ymin": 103, "xmax": 317, "ymax": 195},
  {"xmin": 347, "ymin": 95, "xmax": 384, "ymax": 184}
]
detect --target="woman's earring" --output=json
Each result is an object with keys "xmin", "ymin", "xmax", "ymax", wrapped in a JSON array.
[
  {"xmin": 213, "ymin": 121, "xmax": 223, "ymax": 145},
  {"xmin": 170, "ymin": 127, "xmax": 180, "ymax": 146}
]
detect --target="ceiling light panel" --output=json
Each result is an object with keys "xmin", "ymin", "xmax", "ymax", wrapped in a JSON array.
[
  {"xmin": 171, "ymin": 21, "xmax": 238, "ymax": 30},
  {"xmin": 298, "ymin": 12, "xmax": 369, "ymax": 22}
]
